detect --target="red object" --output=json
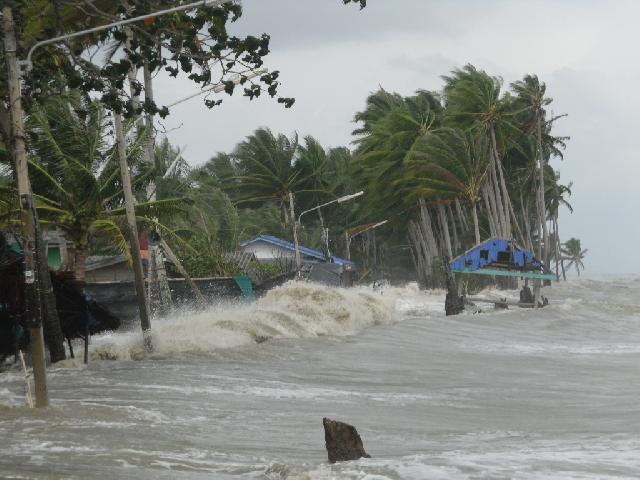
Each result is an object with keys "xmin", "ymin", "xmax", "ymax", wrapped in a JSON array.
[{"xmin": 139, "ymin": 230, "xmax": 149, "ymax": 251}]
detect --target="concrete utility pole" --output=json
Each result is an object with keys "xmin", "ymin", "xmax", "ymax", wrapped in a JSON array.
[
  {"xmin": 114, "ymin": 112, "xmax": 152, "ymax": 349},
  {"xmin": 142, "ymin": 60, "xmax": 172, "ymax": 315},
  {"xmin": 3, "ymin": 7, "xmax": 48, "ymax": 407},
  {"xmin": 289, "ymin": 192, "xmax": 302, "ymax": 275}
]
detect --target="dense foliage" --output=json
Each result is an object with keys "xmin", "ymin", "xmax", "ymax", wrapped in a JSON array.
[{"xmin": 0, "ymin": 2, "xmax": 582, "ymax": 284}]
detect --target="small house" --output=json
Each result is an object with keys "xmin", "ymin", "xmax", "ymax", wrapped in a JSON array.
[{"xmin": 239, "ymin": 234, "xmax": 356, "ymax": 285}]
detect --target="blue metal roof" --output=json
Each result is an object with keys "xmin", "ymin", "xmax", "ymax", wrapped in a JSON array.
[
  {"xmin": 450, "ymin": 238, "xmax": 557, "ymax": 281},
  {"xmin": 240, "ymin": 235, "xmax": 356, "ymax": 268}
]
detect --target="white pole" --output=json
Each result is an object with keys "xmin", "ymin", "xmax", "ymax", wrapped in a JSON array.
[{"xmin": 289, "ymin": 192, "xmax": 302, "ymax": 276}]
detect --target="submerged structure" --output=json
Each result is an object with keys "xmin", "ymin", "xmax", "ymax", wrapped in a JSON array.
[
  {"xmin": 444, "ymin": 238, "xmax": 557, "ymax": 315},
  {"xmin": 450, "ymin": 238, "xmax": 557, "ymax": 282}
]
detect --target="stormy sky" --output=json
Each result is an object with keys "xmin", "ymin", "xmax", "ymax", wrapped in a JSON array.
[{"xmin": 152, "ymin": 0, "xmax": 640, "ymax": 274}]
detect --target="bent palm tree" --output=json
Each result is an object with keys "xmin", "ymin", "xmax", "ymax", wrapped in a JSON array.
[
  {"xmin": 231, "ymin": 128, "xmax": 301, "ymax": 225},
  {"xmin": 561, "ymin": 237, "xmax": 587, "ymax": 276},
  {"xmin": 353, "ymin": 89, "xmax": 443, "ymax": 220},
  {"xmin": 407, "ymin": 127, "xmax": 491, "ymax": 245},
  {"xmin": 27, "ymin": 93, "xmax": 186, "ymax": 284},
  {"xmin": 443, "ymin": 65, "xmax": 519, "ymax": 239},
  {"xmin": 511, "ymin": 74, "xmax": 553, "ymax": 261}
]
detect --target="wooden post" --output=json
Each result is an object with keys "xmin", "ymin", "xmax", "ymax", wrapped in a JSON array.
[
  {"xmin": 289, "ymin": 192, "xmax": 302, "ymax": 276},
  {"xmin": 3, "ymin": 7, "xmax": 49, "ymax": 408},
  {"xmin": 113, "ymin": 111, "xmax": 152, "ymax": 350}
]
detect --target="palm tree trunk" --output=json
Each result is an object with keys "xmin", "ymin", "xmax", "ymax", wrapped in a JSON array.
[
  {"xmin": 520, "ymin": 189, "xmax": 534, "ymax": 251},
  {"xmin": 506, "ymin": 192, "xmax": 527, "ymax": 248},
  {"xmin": 74, "ymin": 244, "xmax": 88, "ymax": 286},
  {"xmin": 490, "ymin": 126, "xmax": 512, "ymax": 238},
  {"xmin": 489, "ymin": 160, "xmax": 507, "ymax": 236},
  {"xmin": 447, "ymin": 203, "xmax": 460, "ymax": 252},
  {"xmin": 471, "ymin": 201, "xmax": 480, "ymax": 245},
  {"xmin": 455, "ymin": 198, "xmax": 469, "ymax": 232},
  {"xmin": 482, "ymin": 186, "xmax": 497, "ymax": 237},
  {"xmin": 436, "ymin": 202, "xmax": 453, "ymax": 258},
  {"xmin": 407, "ymin": 227, "xmax": 426, "ymax": 287},
  {"xmin": 536, "ymin": 116, "xmax": 549, "ymax": 264},
  {"xmin": 281, "ymin": 200, "xmax": 289, "ymax": 228}
]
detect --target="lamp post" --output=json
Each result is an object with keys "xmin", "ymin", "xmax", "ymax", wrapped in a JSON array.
[
  {"xmin": 291, "ymin": 191, "xmax": 364, "ymax": 276},
  {"xmin": 344, "ymin": 220, "xmax": 388, "ymax": 286},
  {"xmin": 17, "ymin": 0, "xmax": 227, "ymax": 74},
  {"xmin": 344, "ymin": 220, "xmax": 388, "ymax": 260}
]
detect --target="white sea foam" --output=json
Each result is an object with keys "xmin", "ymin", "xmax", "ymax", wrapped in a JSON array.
[{"xmin": 90, "ymin": 281, "xmax": 420, "ymax": 360}]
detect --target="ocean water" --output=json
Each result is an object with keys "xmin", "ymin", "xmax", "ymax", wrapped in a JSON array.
[{"xmin": 1, "ymin": 278, "xmax": 639, "ymax": 479}]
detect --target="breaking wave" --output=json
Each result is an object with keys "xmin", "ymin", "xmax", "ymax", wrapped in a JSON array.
[{"xmin": 91, "ymin": 281, "xmax": 420, "ymax": 360}]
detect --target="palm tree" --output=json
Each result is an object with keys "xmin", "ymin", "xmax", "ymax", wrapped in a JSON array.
[
  {"xmin": 353, "ymin": 89, "xmax": 442, "ymax": 221},
  {"xmin": 231, "ymin": 128, "xmax": 301, "ymax": 225},
  {"xmin": 561, "ymin": 237, "xmax": 587, "ymax": 276},
  {"xmin": 511, "ymin": 75, "xmax": 553, "ymax": 262},
  {"xmin": 442, "ymin": 64, "xmax": 519, "ymax": 240},
  {"xmin": 26, "ymin": 93, "xmax": 185, "ymax": 285},
  {"xmin": 407, "ymin": 127, "xmax": 491, "ymax": 245}
]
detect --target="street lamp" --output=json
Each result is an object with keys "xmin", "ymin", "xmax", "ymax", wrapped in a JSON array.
[
  {"xmin": 344, "ymin": 219, "xmax": 388, "ymax": 261},
  {"xmin": 343, "ymin": 219, "xmax": 387, "ymax": 286},
  {"xmin": 18, "ymin": 0, "xmax": 229, "ymax": 74},
  {"xmin": 290, "ymin": 191, "xmax": 364, "ymax": 276}
]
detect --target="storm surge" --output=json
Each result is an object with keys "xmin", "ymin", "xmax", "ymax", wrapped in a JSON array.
[{"xmin": 90, "ymin": 281, "xmax": 421, "ymax": 360}]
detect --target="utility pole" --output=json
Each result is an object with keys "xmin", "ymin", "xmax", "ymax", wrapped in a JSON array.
[
  {"xmin": 3, "ymin": 7, "xmax": 48, "ymax": 407},
  {"xmin": 142, "ymin": 59, "xmax": 172, "ymax": 315},
  {"xmin": 289, "ymin": 192, "xmax": 302, "ymax": 275},
  {"xmin": 113, "ymin": 111, "xmax": 152, "ymax": 349}
]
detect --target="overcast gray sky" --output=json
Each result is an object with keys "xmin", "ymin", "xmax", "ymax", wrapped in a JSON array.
[{"xmin": 153, "ymin": 0, "xmax": 640, "ymax": 274}]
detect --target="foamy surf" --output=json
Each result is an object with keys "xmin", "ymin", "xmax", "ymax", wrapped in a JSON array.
[{"xmin": 90, "ymin": 281, "xmax": 423, "ymax": 360}]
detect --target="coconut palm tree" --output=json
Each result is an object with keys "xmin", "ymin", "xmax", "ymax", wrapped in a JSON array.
[
  {"xmin": 510, "ymin": 74, "xmax": 554, "ymax": 262},
  {"xmin": 231, "ymin": 128, "xmax": 301, "ymax": 225},
  {"xmin": 26, "ymin": 93, "xmax": 185, "ymax": 285},
  {"xmin": 442, "ymin": 64, "xmax": 519, "ymax": 240},
  {"xmin": 561, "ymin": 237, "xmax": 587, "ymax": 276},
  {"xmin": 295, "ymin": 136, "xmax": 333, "ymax": 214},
  {"xmin": 407, "ymin": 127, "xmax": 491, "ymax": 245},
  {"xmin": 353, "ymin": 89, "xmax": 443, "ymax": 220}
]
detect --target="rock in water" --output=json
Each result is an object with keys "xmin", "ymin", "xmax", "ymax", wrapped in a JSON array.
[{"xmin": 323, "ymin": 417, "xmax": 371, "ymax": 463}]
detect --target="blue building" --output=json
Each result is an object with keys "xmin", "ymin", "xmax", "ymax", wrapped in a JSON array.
[{"xmin": 450, "ymin": 238, "xmax": 557, "ymax": 281}]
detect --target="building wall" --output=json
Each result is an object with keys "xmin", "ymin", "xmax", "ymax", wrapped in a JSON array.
[
  {"xmin": 85, "ymin": 263, "xmax": 135, "ymax": 283},
  {"xmin": 241, "ymin": 241, "xmax": 294, "ymax": 261}
]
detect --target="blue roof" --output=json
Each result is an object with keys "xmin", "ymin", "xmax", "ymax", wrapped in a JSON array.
[
  {"xmin": 240, "ymin": 235, "xmax": 356, "ymax": 267},
  {"xmin": 450, "ymin": 238, "xmax": 557, "ymax": 281}
]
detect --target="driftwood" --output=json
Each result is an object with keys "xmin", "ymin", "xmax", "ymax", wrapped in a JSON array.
[{"xmin": 323, "ymin": 417, "xmax": 370, "ymax": 464}]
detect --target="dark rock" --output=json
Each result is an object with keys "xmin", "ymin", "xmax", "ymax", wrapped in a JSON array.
[{"xmin": 323, "ymin": 417, "xmax": 370, "ymax": 464}]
